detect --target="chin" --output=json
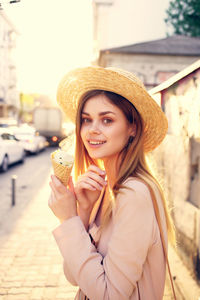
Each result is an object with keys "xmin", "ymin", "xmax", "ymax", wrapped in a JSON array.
[
  {"xmin": 89, "ymin": 154, "xmax": 105, "ymax": 160},
  {"xmin": 88, "ymin": 151, "xmax": 118, "ymax": 161}
]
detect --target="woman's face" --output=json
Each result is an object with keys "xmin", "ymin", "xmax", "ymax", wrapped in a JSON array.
[{"xmin": 80, "ymin": 94, "xmax": 135, "ymax": 161}]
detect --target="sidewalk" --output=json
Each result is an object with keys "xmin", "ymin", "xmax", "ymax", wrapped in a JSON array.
[
  {"xmin": 0, "ymin": 171, "xmax": 78, "ymax": 300},
  {"xmin": 0, "ymin": 169, "xmax": 199, "ymax": 300}
]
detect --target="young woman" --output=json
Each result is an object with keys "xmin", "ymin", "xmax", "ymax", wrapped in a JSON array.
[{"xmin": 49, "ymin": 66, "xmax": 175, "ymax": 300}]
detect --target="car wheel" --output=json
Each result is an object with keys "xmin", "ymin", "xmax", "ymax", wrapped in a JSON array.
[
  {"xmin": 20, "ymin": 150, "xmax": 26, "ymax": 163},
  {"xmin": 1, "ymin": 155, "xmax": 9, "ymax": 172},
  {"xmin": 34, "ymin": 146, "xmax": 40, "ymax": 155}
]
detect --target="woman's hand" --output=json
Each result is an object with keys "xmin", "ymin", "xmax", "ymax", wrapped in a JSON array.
[
  {"xmin": 49, "ymin": 175, "xmax": 77, "ymax": 223},
  {"xmin": 74, "ymin": 165, "xmax": 107, "ymax": 229},
  {"xmin": 74, "ymin": 165, "xmax": 107, "ymax": 212}
]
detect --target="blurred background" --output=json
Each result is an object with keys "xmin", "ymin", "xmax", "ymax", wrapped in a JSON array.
[{"xmin": 0, "ymin": 1, "xmax": 200, "ymax": 299}]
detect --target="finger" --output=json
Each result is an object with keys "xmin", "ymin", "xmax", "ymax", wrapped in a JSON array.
[
  {"xmin": 49, "ymin": 181, "xmax": 65, "ymax": 202},
  {"xmin": 49, "ymin": 181, "xmax": 58, "ymax": 197},
  {"xmin": 87, "ymin": 165, "xmax": 106, "ymax": 176},
  {"xmin": 51, "ymin": 174, "xmax": 62, "ymax": 186},
  {"xmin": 78, "ymin": 171, "xmax": 107, "ymax": 186},
  {"xmin": 51, "ymin": 174, "xmax": 61, "ymax": 183},
  {"xmin": 48, "ymin": 190, "xmax": 55, "ymax": 207},
  {"xmin": 75, "ymin": 181, "xmax": 97, "ymax": 191},
  {"xmin": 78, "ymin": 177, "xmax": 104, "ymax": 191},
  {"xmin": 51, "ymin": 175, "xmax": 66, "ymax": 193},
  {"xmin": 48, "ymin": 192, "xmax": 52, "ymax": 207},
  {"xmin": 68, "ymin": 176, "xmax": 75, "ymax": 194},
  {"xmin": 82, "ymin": 171, "xmax": 107, "ymax": 187}
]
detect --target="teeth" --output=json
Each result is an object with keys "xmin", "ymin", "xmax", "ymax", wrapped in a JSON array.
[{"xmin": 89, "ymin": 141, "xmax": 105, "ymax": 145}]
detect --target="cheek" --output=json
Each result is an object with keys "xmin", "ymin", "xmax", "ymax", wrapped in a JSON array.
[{"xmin": 111, "ymin": 124, "xmax": 130, "ymax": 140}]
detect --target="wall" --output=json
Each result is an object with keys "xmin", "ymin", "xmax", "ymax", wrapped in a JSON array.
[
  {"xmin": 92, "ymin": 0, "xmax": 171, "ymax": 50},
  {"xmin": 190, "ymin": 138, "xmax": 200, "ymax": 208},
  {"xmin": 98, "ymin": 52, "xmax": 200, "ymax": 89},
  {"xmin": 151, "ymin": 68, "xmax": 200, "ymax": 279}
]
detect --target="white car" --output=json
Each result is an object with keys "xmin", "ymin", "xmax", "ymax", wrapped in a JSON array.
[
  {"xmin": 10, "ymin": 125, "xmax": 47, "ymax": 154},
  {"xmin": 0, "ymin": 130, "xmax": 25, "ymax": 172}
]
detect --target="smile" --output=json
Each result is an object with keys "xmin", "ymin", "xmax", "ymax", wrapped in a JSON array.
[{"xmin": 88, "ymin": 140, "xmax": 106, "ymax": 145}]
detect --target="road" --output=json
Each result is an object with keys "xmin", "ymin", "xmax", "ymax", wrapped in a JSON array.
[
  {"xmin": 0, "ymin": 147, "xmax": 176, "ymax": 299},
  {"xmin": 0, "ymin": 148, "xmax": 53, "ymax": 229}
]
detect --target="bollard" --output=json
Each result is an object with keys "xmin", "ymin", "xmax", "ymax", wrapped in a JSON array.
[{"xmin": 11, "ymin": 175, "xmax": 17, "ymax": 206}]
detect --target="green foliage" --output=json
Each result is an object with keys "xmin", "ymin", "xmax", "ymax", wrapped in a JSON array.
[{"xmin": 165, "ymin": 0, "xmax": 200, "ymax": 37}]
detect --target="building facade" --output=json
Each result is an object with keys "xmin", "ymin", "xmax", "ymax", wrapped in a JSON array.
[
  {"xmin": 92, "ymin": 1, "xmax": 200, "ymax": 89},
  {"xmin": 150, "ymin": 60, "xmax": 200, "ymax": 280},
  {"xmin": 0, "ymin": 10, "xmax": 19, "ymax": 118},
  {"xmin": 92, "ymin": 0, "xmax": 170, "ymax": 52},
  {"xmin": 97, "ymin": 35, "xmax": 200, "ymax": 89}
]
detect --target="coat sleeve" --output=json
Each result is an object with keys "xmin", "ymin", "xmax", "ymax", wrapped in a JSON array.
[{"xmin": 53, "ymin": 180, "xmax": 155, "ymax": 300}]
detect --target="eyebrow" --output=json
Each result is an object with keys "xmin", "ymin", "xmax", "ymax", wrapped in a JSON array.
[{"xmin": 82, "ymin": 111, "xmax": 116, "ymax": 116}]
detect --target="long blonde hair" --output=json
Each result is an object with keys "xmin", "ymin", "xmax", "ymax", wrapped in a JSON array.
[{"xmin": 74, "ymin": 90, "xmax": 175, "ymax": 245}]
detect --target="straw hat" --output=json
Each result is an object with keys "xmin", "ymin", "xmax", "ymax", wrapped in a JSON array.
[{"xmin": 57, "ymin": 66, "xmax": 168, "ymax": 152}]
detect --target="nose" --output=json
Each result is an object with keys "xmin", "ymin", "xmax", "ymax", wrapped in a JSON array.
[{"xmin": 88, "ymin": 121, "xmax": 101, "ymax": 134}]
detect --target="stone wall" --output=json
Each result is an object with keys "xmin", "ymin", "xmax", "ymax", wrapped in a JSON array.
[
  {"xmin": 151, "ymin": 68, "xmax": 200, "ymax": 279},
  {"xmin": 151, "ymin": 136, "xmax": 200, "ymax": 277}
]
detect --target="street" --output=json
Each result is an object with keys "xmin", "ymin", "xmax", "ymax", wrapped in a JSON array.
[
  {"xmin": 0, "ymin": 147, "xmax": 78, "ymax": 299},
  {"xmin": 0, "ymin": 147, "xmax": 175, "ymax": 299},
  {"xmin": 0, "ymin": 148, "xmax": 53, "ymax": 229}
]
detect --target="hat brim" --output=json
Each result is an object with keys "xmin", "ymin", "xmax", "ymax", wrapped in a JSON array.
[{"xmin": 57, "ymin": 66, "xmax": 168, "ymax": 152}]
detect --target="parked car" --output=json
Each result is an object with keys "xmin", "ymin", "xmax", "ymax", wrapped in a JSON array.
[
  {"xmin": 10, "ymin": 124, "xmax": 47, "ymax": 154},
  {"xmin": 0, "ymin": 117, "xmax": 18, "ymax": 128},
  {"xmin": 0, "ymin": 129, "xmax": 25, "ymax": 172}
]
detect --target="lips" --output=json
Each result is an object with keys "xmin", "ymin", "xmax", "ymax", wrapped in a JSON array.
[{"xmin": 88, "ymin": 139, "xmax": 106, "ymax": 145}]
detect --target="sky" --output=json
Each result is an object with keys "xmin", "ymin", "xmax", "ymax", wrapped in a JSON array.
[
  {"xmin": 5, "ymin": 0, "xmax": 93, "ymax": 98},
  {"xmin": 4, "ymin": 0, "xmax": 171, "ymax": 98}
]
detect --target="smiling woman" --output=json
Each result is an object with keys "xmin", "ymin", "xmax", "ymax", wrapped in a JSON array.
[
  {"xmin": 49, "ymin": 66, "xmax": 176, "ymax": 300},
  {"xmin": 79, "ymin": 91, "xmax": 136, "ymax": 162}
]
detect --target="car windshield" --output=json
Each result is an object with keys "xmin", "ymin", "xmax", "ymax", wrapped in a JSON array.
[{"xmin": 1, "ymin": 133, "xmax": 16, "ymax": 140}]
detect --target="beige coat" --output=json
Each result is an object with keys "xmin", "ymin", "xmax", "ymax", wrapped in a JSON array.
[{"xmin": 53, "ymin": 178, "xmax": 167, "ymax": 300}]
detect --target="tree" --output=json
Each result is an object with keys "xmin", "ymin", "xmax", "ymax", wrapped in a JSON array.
[{"xmin": 165, "ymin": 0, "xmax": 200, "ymax": 37}]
